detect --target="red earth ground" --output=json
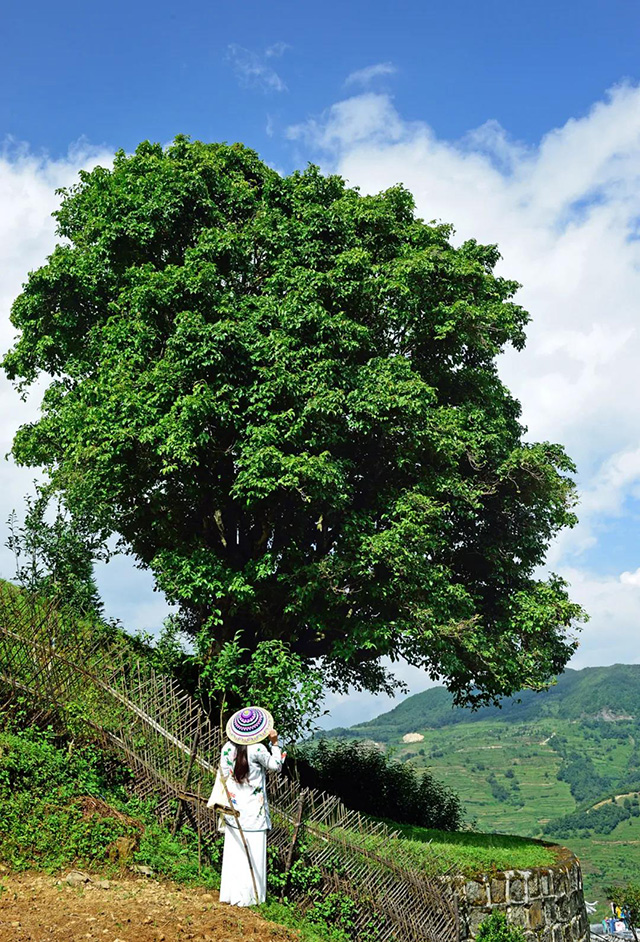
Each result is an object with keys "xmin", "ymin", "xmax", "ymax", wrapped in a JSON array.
[{"xmin": 0, "ymin": 872, "xmax": 300, "ymax": 942}]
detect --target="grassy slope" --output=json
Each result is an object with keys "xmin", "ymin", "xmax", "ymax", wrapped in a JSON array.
[
  {"xmin": 319, "ymin": 820, "xmax": 555, "ymax": 878},
  {"xmin": 373, "ymin": 825, "xmax": 556, "ymax": 874},
  {"xmin": 322, "ymin": 665, "xmax": 640, "ymax": 915}
]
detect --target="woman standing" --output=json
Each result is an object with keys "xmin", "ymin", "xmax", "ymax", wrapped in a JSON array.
[{"xmin": 218, "ymin": 706, "xmax": 284, "ymax": 906}]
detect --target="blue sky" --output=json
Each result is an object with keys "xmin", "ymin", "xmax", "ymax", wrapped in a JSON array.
[
  {"xmin": 2, "ymin": 0, "xmax": 640, "ymax": 729},
  {"xmin": 3, "ymin": 0, "xmax": 640, "ymax": 164}
]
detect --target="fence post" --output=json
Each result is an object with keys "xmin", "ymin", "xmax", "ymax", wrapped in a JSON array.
[
  {"xmin": 171, "ymin": 726, "xmax": 201, "ymax": 837},
  {"xmin": 197, "ymin": 781, "xmax": 202, "ymax": 877},
  {"xmin": 279, "ymin": 789, "xmax": 307, "ymax": 903}
]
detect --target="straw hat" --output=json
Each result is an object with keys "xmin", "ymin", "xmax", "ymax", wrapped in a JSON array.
[{"xmin": 226, "ymin": 706, "xmax": 273, "ymax": 746}]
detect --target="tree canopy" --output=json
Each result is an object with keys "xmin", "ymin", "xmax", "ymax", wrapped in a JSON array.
[{"xmin": 3, "ymin": 136, "xmax": 585, "ymax": 705}]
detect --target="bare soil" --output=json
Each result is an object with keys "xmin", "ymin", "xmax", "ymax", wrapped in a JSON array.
[{"xmin": 0, "ymin": 872, "xmax": 299, "ymax": 942}]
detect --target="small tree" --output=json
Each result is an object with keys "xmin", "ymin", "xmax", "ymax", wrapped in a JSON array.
[
  {"xmin": 201, "ymin": 633, "xmax": 325, "ymax": 742},
  {"xmin": 6, "ymin": 491, "xmax": 104, "ymax": 616}
]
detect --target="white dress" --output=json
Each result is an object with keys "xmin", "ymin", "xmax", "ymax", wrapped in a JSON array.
[{"xmin": 218, "ymin": 740, "xmax": 283, "ymax": 906}]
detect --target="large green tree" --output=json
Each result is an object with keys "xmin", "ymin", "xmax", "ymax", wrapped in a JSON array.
[{"xmin": 3, "ymin": 137, "xmax": 584, "ymax": 705}]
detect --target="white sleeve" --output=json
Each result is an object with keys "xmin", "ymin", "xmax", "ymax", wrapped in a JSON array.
[
  {"xmin": 219, "ymin": 743, "xmax": 235, "ymax": 780},
  {"xmin": 254, "ymin": 743, "xmax": 283, "ymax": 772}
]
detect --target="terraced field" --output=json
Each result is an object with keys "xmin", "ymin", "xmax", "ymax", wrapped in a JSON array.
[{"xmin": 398, "ymin": 719, "xmax": 574, "ymax": 833}]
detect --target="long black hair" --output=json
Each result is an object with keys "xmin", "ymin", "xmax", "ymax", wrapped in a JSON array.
[{"xmin": 233, "ymin": 744, "xmax": 249, "ymax": 783}]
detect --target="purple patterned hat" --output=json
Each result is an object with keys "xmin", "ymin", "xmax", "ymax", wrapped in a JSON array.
[{"xmin": 226, "ymin": 706, "xmax": 273, "ymax": 745}]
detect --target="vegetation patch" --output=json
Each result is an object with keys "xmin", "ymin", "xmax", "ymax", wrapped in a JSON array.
[
  {"xmin": 0, "ymin": 726, "xmax": 220, "ymax": 885},
  {"xmin": 294, "ymin": 738, "xmax": 464, "ymax": 830},
  {"xmin": 547, "ymin": 793, "xmax": 640, "ymax": 839},
  {"xmin": 260, "ymin": 901, "xmax": 353, "ymax": 942},
  {"xmin": 476, "ymin": 911, "xmax": 526, "ymax": 942}
]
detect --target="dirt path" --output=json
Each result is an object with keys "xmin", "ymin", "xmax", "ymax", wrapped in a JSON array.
[
  {"xmin": 592, "ymin": 790, "xmax": 640, "ymax": 809},
  {"xmin": 0, "ymin": 872, "xmax": 299, "ymax": 942}
]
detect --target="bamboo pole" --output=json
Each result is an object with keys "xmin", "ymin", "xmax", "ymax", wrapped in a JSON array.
[
  {"xmin": 197, "ymin": 781, "xmax": 202, "ymax": 877},
  {"xmin": 279, "ymin": 789, "xmax": 306, "ymax": 903}
]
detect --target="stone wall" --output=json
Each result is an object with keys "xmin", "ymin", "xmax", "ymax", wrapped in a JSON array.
[{"xmin": 446, "ymin": 845, "xmax": 589, "ymax": 942}]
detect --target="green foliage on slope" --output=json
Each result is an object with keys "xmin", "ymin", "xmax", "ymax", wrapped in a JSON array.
[{"xmin": 0, "ymin": 725, "xmax": 220, "ymax": 883}]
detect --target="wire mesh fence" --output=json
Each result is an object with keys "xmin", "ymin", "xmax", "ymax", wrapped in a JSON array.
[{"xmin": 0, "ymin": 582, "xmax": 459, "ymax": 942}]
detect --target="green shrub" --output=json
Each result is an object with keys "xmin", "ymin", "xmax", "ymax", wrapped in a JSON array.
[
  {"xmin": 260, "ymin": 900, "xmax": 352, "ymax": 942},
  {"xmin": 135, "ymin": 819, "xmax": 219, "ymax": 885},
  {"xmin": 0, "ymin": 795, "xmax": 134, "ymax": 871},
  {"xmin": 267, "ymin": 844, "xmax": 324, "ymax": 899},
  {"xmin": 293, "ymin": 740, "xmax": 464, "ymax": 830},
  {"xmin": 476, "ymin": 911, "xmax": 526, "ymax": 942},
  {"xmin": 0, "ymin": 727, "xmax": 220, "ymax": 883},
  {"xmin": 267, "ymin": 841, "xmax": 369, "ymax": 942},
  {"xmin": 488, "ymin": 779, "xmax": 510, "ymax": 803}
]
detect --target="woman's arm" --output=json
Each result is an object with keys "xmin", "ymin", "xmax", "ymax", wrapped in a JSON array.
[
  {"xmin": 254, "ymin": 732, "xmax": 284, "ymax": 771},
  {"xmin": 254, "ymin": 744, "xmax": 283, "ymax": 771}
]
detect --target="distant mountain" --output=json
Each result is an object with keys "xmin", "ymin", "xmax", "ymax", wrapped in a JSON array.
[{"xmin": 324, "ymin": 665, "xmax": 640, "ymax": 742}]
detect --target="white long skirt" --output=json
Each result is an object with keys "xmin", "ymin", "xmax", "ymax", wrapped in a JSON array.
[{"xmin": 219, "ymin": 826, "xmax": 267, "ymax": 906}]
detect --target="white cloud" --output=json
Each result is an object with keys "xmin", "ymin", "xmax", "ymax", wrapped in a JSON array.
[
  {"xmin": 288, "ymin": 93, "xmax": 406, "ymax": 150},
  {"xmin": 227, "ymin": 44, "xmax": 288, "ymax": 94},
  {"xmin": 562, "ymin": 567, "xmax": 640, "ymax": 668},
  {"xmin": 620, "ymin": 567, "xmax": 640, "ymax": 587},
  {"xmin": 345, "ymin": 62, "xmax": 396, "ymax": 88},
  {"xmin": 265, "ymin": 42, "xmax": 290, "ymax": 59}
]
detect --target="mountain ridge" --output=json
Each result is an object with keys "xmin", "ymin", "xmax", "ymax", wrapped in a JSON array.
[{"xmin": 324, "ymin": 664, "xmax": 640, "ymax": 741}]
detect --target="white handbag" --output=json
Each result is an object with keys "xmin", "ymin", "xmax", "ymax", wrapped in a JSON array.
[{"xmin": 207, "ymin": 767, "xmax": 235, "ymax": 831}]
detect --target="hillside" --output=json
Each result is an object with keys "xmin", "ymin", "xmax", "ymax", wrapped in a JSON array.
[{"xmin": 322, "ymin": 665, "xmax": 640, "ymax": 913}]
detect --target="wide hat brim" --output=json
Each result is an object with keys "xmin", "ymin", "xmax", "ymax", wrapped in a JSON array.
[{"xmin": 226, "ymin": 706, "xmax": 274, "ymax": 745}]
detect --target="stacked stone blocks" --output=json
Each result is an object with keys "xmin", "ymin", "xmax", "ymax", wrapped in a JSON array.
[{"xmin": 448, "ymin": 847, "xmax": 589, "ymax": 942}]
